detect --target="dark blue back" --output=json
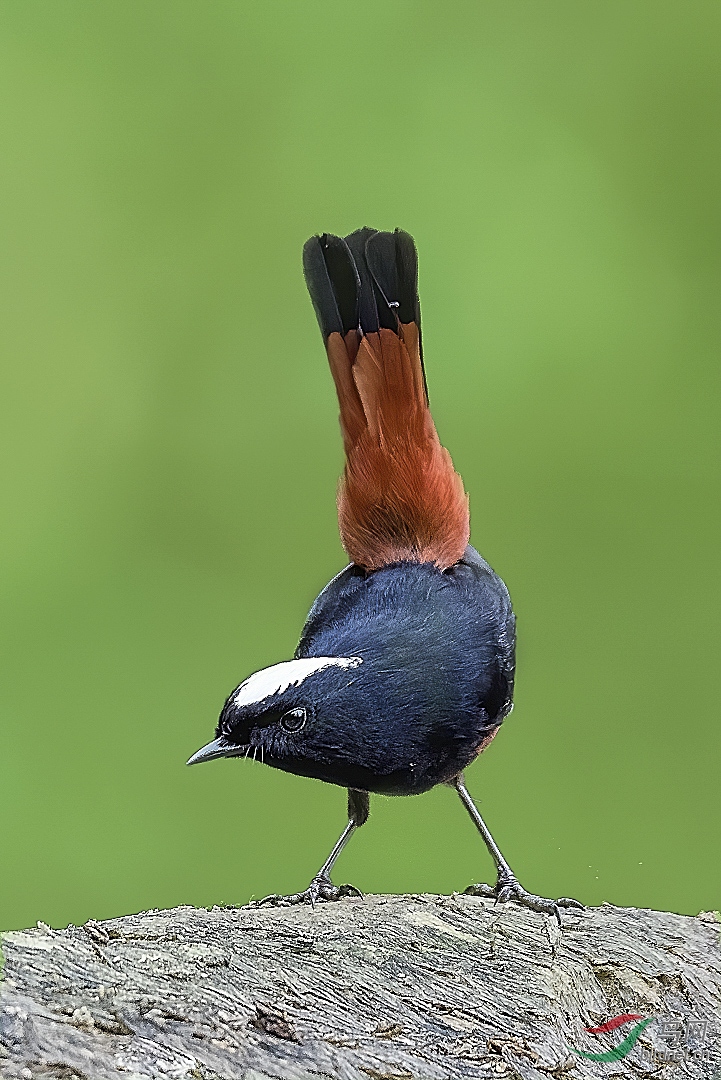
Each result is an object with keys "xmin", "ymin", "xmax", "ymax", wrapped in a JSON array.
[{"xmin": 294, "ymin": 545, "xmax": 516, "ymax": 794}]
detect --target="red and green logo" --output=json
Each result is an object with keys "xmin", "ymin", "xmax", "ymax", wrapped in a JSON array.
[{"xmin": 571, "ymin": 1013, "xmax": 653, "ymax": 1062}]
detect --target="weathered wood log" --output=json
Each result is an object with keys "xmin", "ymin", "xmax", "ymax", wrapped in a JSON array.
[{"xmin": 1, "ymin": 895, "xmax": 719, "ymax": 1079}]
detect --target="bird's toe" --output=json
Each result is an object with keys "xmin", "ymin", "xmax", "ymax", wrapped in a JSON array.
[
  {"xmin": 463, "ymin": 882, "xmax": 497, "ymax": 898},
  {"xmin": 249, "ymin": 892, "xmax": 297, "ymax": 908}
]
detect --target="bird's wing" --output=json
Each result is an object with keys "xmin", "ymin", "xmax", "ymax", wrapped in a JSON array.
[{"xmin": 303, "ymin": 228, "xmax": 469, "ymax": 571}]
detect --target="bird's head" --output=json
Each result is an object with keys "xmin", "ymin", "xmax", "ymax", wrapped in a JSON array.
[
  {"xmin": 188, "ymin": 655, "xmax": 384, "ymax": 788},
  {"xmin": 186, "ymin": 651, "xmax": 463, "ymax": 794},
  {"xmin": 188, "ymin": 635, "xmax": 498, "ymax": 799}
]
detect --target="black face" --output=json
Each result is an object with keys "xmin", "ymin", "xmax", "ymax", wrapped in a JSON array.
[
  {"xmin": 216, "ymin": 695, "xmax": 418, "ymax": 793},
  {"xmin": 216, "ymin": 697, "xmax": 313, "ymax": 764}
]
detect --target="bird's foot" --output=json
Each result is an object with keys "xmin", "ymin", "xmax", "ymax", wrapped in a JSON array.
[
  {"xmin": 251, "ymin": 874, "xmax": 363, "ymax": 909},
  {"xmin": 464, "ymin": 871, "xmax": 583, "ymax": 925}
]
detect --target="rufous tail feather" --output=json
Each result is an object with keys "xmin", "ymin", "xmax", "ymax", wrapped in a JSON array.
[{"xmin": 303, "ymin": 229, "xmax": 469, "ymax": 571}]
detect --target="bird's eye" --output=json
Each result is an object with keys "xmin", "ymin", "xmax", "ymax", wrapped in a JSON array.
[{"xmin": 280, "ymin": 707, "xmax": 307, "ymax": 733}]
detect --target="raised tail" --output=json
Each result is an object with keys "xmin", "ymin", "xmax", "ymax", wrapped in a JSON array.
[{"xmin": 303, "ymin": 228, "xmax": 469, "ymax": 572}]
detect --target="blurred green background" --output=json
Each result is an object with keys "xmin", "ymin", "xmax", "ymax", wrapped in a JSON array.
[{"xmin": 1, "ymin": 1, "xmax": 719, "ymax": 932}]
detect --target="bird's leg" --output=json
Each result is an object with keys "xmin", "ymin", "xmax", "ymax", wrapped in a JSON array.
[
  {"xmin": 253, "ymin": 788, "xmax": 369, "ymax": 907},
  {"xmin": 454, "ymin": 773, "xmax": 583, "ymax": 924}
]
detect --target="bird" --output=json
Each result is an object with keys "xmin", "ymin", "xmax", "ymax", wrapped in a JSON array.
[{"xmin": 188, "ymin": 227, "xmax": 581, "ymax": 920}]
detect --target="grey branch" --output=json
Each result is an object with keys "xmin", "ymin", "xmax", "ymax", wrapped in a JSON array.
[{"xmin": 1, "ymin": 896, "xmax": 720, "ymax": 1080}]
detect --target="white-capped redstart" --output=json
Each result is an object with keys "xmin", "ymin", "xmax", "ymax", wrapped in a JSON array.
[{"xmin": 189, "ymin": 228, "xmax": 581, "ymax": 920}]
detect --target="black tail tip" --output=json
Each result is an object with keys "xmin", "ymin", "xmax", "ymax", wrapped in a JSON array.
[{"xmin": 303, "ymin": 228, "xmax": 419, "ymax": 340}]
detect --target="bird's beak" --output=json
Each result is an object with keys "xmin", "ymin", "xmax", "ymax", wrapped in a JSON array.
[{"xmin": 186, "ymin": 737, "xmax": 237, "ymax": 766}]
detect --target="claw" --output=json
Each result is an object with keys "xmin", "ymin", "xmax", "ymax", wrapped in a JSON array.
[{"xmin": 250, "ymin": 876, "xmax": 363, "ymax": 908}]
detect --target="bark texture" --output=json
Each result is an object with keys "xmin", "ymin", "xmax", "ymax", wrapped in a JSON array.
[{"xmin": 1, "ymin": 895, "xmax": 719, "ymax": 1080}]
